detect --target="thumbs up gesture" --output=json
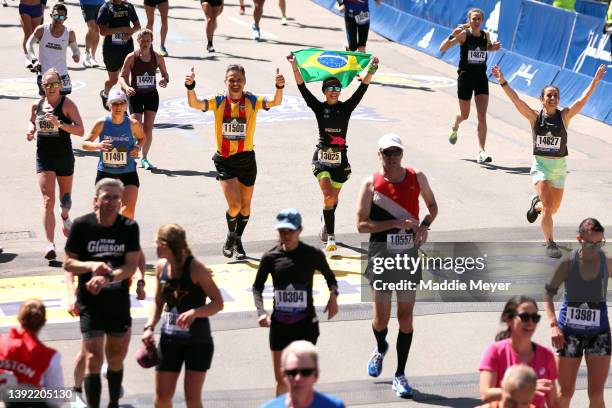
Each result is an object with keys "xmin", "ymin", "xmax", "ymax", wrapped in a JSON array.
[
  {"xmin": 185, "ymin": 66, "xmax": 196, "ymax": 86},
  {"xmin": 275, "ymin": 67, "xmax": 285, "ymax": 89}
]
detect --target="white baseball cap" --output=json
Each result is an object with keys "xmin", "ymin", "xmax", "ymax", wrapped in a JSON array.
[
  {"xmin": 108, "ymin": 89, "xmax": 128, "ymax": 104},
  {"xmin": 378, "ymin": 133, "xmax": 403, "ymax": 150}
]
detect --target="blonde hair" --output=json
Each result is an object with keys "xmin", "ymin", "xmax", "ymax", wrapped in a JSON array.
[
  {"xmin": 18, "ymin": 299, "xmax": 46, "ymax": 333},
  {"xmin": 281, "ymin": 341, "xmax": 319, "ymax": 369},
  {"xmin": 42, "ymin": 68, "xmax": 61, "ymax": 84},
  {"xmin": 157, "ymin": 224, "xmax": 193, "ymax": 262}
]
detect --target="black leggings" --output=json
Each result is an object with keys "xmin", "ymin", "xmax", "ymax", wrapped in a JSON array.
[{"xmin": 344, "ymin": 13, "xmax": 369, "ymax": 51}]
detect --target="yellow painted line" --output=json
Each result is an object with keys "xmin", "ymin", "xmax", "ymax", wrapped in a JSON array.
[{"xmin": 0, "ymin": 256, "xmax": 365, "ymax": 327}]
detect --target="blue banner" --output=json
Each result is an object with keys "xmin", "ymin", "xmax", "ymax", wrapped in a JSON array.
[
  {"xmin": 564, "ymin": 13, "xmax": 612, "ymax": 82},
  {"xmin": 513, "ymin": 1, "xmax": 575, "ymax": 66},
  {"xmin": 493, "ymin": 52, "xmax": 560, "ymax": 98},
  {"xmin": 552, "ymin": 69, "xmax": 612, "ymax": 121}
]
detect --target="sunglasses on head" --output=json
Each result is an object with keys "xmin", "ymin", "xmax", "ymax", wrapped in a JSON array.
[
  {"xmin": 323, "ymin": 85, "xmax": 342, "ymax": 92},
  {"xmin": 52, "ymin": 14, "xmax": 66, "ymax": 21},
  {"xmin": 516, "ymin": 312, "xmax": 541, "ymax": 323},
  {"xmin": 381, "ymin": 148, "xmax": 402, "ymax": 157},
  {"xmin": 43, "ymin": 81, "xmax": 61, "ymax": 89},
  {"xmin": 284, "ymin": 368, "xmax": 316, "ymax": 378}
]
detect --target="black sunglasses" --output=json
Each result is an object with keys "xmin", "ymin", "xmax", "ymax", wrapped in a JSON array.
[
  {"xmin": 323, "ymin": 85, "xmax": 342, "ymax": 92},
  {"xmin": 516, "ymin": 312, "xmax": 541, "ymax": 323},
  {"xmin": 284, "ymin": 368, "xmax": 316, "ymax": 378},
  {"xmin": 381, "ymin": 148, "xmax": 402, "ymax": 157}
]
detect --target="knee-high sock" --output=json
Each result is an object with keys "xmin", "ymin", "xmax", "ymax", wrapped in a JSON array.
[
  {"xmin": 395, "ymin": 330, "xmax": 414, "ymax": 376},
  {"xmin": 84, "ymin": 374, "xmax": 101, "ymax": 408}
]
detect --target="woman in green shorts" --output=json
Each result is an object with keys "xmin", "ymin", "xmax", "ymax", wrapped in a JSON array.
[{"xmin": 492, "ymin": 64, "xmax": 606, "ymax": 258}]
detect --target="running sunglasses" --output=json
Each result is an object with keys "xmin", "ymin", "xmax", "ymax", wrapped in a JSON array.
[
  {"xmin": 51, "ymin": 14, "xmax": 66, "ymax": 21},
  {"xmin": 582, "ymin": 239, "xmax": 606, "ymax": 249},
  {"xmin": 284, "ymin": 368, "xmax": 316, "ymax": 378},
  {"xmin": 381, "ymin": 148, "xmax": 402, "ymax": 157},
  {"xmin": 516, "ymin": 312, "xmax": 541, "ymax": 323},
  {"xmin": 323, "ymin": 85, "xmax": 342, "ymax": 92},
  {"xmin": 43, "ymin": 82, "xmax": 61, "ymax": 89}
]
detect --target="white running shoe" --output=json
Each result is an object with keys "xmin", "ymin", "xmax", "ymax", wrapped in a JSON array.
[
  {"xmin": 325, "ymin": 236, "xmax": 337, "ymax": 253},
  {"xmin": 82, "ymin": 53, "xmax": 92, "ymax": 68},
  {"xmin": 71, "ymin": 391, "xmax": 87, "ymax": 408},
  {"xmin": 477, "ymin": 150, "xmax": 492, "ymax": 164},
  {"xmin": 281, "ymin": 16, "xmax": 288, "ymax": 25},
  {"xmin": 89, "ymin": 56, "xmax": 99, "ymax": 67}
]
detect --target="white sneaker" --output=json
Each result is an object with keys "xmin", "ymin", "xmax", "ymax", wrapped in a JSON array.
[
  {"xmin": 82, "ymin": 53, "xmax": 92, "ymax": 68},
  {"xmin": 280, "ymin": 16, "xmax": 288, "ymax": 25},
  {"xmin": 71, "ymin": 391, "xmax": 87, "ymax": 408},
  {"xmin": 89, "ymin": 56, "xmax": 99, "ymax": 67},
  {"xmin": 325, "ymin": 236, "xmax": 337, "ymax": 253},
  {"xmin": 477, "ymin": 150, "xmax": 492, "ymax": 164}
]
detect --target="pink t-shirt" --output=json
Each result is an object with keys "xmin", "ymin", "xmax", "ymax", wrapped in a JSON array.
[{"xmin": 479, "ymin": 339, "xmax": 558, "ymax": 408}]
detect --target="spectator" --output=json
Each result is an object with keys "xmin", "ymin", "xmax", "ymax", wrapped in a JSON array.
[
  {"xmin": 552, "ymin": 0, "xmax": 576, "ymax": 12},
  {"xmin": 478, "ymin": 364, "xmax": 538, "ymax": 408}
]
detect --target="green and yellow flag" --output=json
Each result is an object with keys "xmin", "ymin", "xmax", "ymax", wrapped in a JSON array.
[{"xmin": 292, "ymin": 48, "xmax": 372, "ymax": 88}]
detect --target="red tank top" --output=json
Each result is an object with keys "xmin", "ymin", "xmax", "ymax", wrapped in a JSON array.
[
  {"xmin": 0, "ymin": 328, "xmax": 56, "ymax": 387},
  {"xmin": 130, "ymin": 49, "xmax": 158, "ymax": 94},
  {"xmin": 371, "ymin": 167, "xmax": 420, "ymax": 221}
]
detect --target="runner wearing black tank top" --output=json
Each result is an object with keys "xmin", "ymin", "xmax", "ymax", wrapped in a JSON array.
[
  {"xmin": 142, "ymin": 224, "xmax": 223, "ymax": 408},
  {"xmin": 439, "ymin": 8, "xmax": 501, "ymax": 164},
  {"xmin": 119, "ymin": 28, "xmax": 169, "ymax": 170},
  {"xmin": 26, "ymin": 68, "xmax": 84, "ymax": 260},
  {"xmin": 492, "ymin": 64, "xmax": 606, "ymax": 258}
]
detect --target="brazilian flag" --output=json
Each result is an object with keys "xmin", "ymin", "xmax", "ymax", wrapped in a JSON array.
[{"xmin": 292, "ymin": 48, "xmax": 372, "ymax": 88}]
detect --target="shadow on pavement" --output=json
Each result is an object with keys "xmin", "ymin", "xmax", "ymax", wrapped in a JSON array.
[
  {"xmin": 0, "ymin": 252, "xmax": 17, "ymax": 263},
  {"xmin": 48, "ymin": 260, "xmax": 63, "ymax": 268},
  {"xmin": 461, "ymin": 159, "xmax": 531, "ymax": 175},
  {"xmin": 73, "ymin": 148, "xmax": 99, "ymax": 158},
  {"xmin": 153, "ymin": 123, "xmax": 194, "ymax": 130},
  {"xmin": 413, "ymin": 393, "xmax": 482, "ymax": 407},
  {"xmin": 220, "ymin": 34, "xmax": 320, "ymax": 50},
  {"xmin": 149, "ymin": 168, "xmax": 217, "ymax": 178}
]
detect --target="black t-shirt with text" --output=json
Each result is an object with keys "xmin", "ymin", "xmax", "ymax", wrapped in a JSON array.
[{"xmin": 97, "ymin": 0, "xmax": 139, "ymax": 48}]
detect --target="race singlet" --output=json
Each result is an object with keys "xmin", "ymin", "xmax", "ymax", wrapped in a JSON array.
[
  {"xmin": 222, "ymin": 118, "xmax": 246, "ymax": 141},
  {"xmin": 102, "ymin": 147, "xmax": 128, "ymax": 168},
  {"xmin": 161, "ymin": 307, "xmax": 191, "ymax": 337},
  {"xmin": 274, "ymin": 285, "xmax": 307, "ymax": 313},
  {"xmin": 566, "ymin": 305, "xmax": 600, "ymax": 329},
  {"xmin": 535, "ymin": 133, "xmax": 561, "ymax": 153},
  {"xmin": 467, "ymin": 49, "xmax": 487, "ymax": 64},
  {"xmin": 386, "ymin": 232, "xmax": 414, "ymax": 251},
  {"xmin": 318, "ymin": 147, "xmax": 341, "ymax": 166},
  {"xmin": 354, "ymin": 11, "xmax": 370, "ymax": 25}
]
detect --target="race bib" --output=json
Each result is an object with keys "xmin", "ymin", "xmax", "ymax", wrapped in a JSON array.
[
  {"xmin": 136, "ymin": 74, "xmax": 155, "ymax": 89},
  {"xmin": 318, "ymin": 148, "xmax": 341, "ymax": 166},
  {"xmin": 111, "ymin": 32, "xmax": 127, "ymax": 45},
  {"xmin": 567, "ymin": 306, "xmax": 600, "ymax": 328},
  {"xmin": 468, "ymin": 50, "xmax": 487, "ymax": 64},
  {"xmin": 535, "ymin": 135, "xmax": 561, "ymax": 152},
  {"xmin": 102, "ymin": 148, "xmax": 128, "ymax": 167},
  {"xmin": 274, "ymin": 289, "xmax": 307, "ymax": 312},
  {"xmin": 37, "ymin": 117, "xmax": 59, "ymax": 137},
  {"xmin": 355, "ymin": 11, "xmax": 370, "ymax": 25},
  {"xmin": 61, "ymin": 75, "xmax": 72, "ymax": 93},
  {"xmin": 161, "ymin": 308, "xmax": 190, "ymax": 337},
  {"xmin": 387, "ymin": 233, "xmax": 414, "ymax": 251},
  {"xmin": 222, "ymin": 118, "xmax": 246, "ymax": 141}
]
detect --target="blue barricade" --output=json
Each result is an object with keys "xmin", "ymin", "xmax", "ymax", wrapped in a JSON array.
[
  {"xmin": 552, "ymin": 69, "xmax": 612, "ymax": 120},
  {"xmin": 495, "ymin": 52, "xmax": 561, "ymax": 98},
  {"xmin": 564, "ymin": 13, "xmax": 612, "ymax": 81}
]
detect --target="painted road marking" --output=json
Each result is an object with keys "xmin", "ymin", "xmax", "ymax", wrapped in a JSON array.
[
  {"xmin": 0, "ymin": 78, "xmax": 86, "ymax": 97},
  {"xmin": 370, "ymin": 73, "xmax": 456, "ymax": 88}
]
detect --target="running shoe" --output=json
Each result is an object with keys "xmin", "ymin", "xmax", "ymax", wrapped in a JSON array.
[
  {"xmin": 71, "ymin": 391, "xmax": 87, "ymax": 408},
  {"xmin": 319, "ymin": 216, "xmax": 328, "ymax": 242},
  {"xmin": 25, "ymin": 56, "xmax": 33, "ymax": 69},
  {"xmin": 546, "ymin": 242, "xmax": 562, "ymax": 259},
  {"xmin": 207, "ymin": 42, "xmax": 215, "ymax": 53},
  {"xmin": 3, "ymin": 0, "xmax": 8, "ymax": 8},
  {"xmin": 526, "ymin": 195, "xmax": 541, "ymax": 224},
  {"xmin": 101, "ymin": 363, "xmax": 124, "ymax": 399},
  {"xmin": 159, "ymin": 45, "xmax": 168, "ymax": 57},
  {"xmin": 477, "ymin": 150, "xmax": 492, "ymax": 164},
  {"xmin": 234, "ymin": 238, "xmax": 246, "ymax": 260},
  {"xmin": 140, "ymin": 158, "xmax": 155, "ymax": 170},
  {"xmin": 82, "ymin": 53, "xmax": 92, "ymax": 68},
  {"xmin": 392, "ymin": 375, "xmax": 413, "ymax": 398},
  {"xmin": 367, "ymin": 343, "xmax": 387, "ymax": 377},
  {"xmin": 44, "ymin": 243, "xmax": 56, "ymax": 260},
  {"xmin": 325, "ymin": 236, "xmax": 337, "ymax": 253},
  {"xmin": 222, "ymin": 232, "xmax": 237, "ymax": 258},
  {"xmin": 239, "ymin": 4, "xmax": 245, "ymax": 14},
  {"xmin": 100, "ymin": 90, "xmax": 109, "ymax": 111},
  {"xmin": 280, "ymin": 16, "xmax": 288, "ymax": 25},
  {"xmin": 448, "ymin": 128, "xmax": 458, "ymax": 145},
  {"xmin": 252, "ymin": 24, "xmax": 261, "ymax": 41},
  {"xmin": 89, "ymin": 56, "xmax": 99, "ymax": 67},
  {"xmin": 61, "ymin": 214, "xmax": 72, "ymax": 238}
]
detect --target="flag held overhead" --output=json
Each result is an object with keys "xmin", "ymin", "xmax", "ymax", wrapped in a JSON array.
[{"xmin": 291, "ymin": 48, "xmax": 372, "ymax": 88}]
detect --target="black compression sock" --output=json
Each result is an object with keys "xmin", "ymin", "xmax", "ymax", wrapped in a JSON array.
[
  {"xmin": 372, "ymin": 326, "xmax": 388, "ymax": 353},
  {"xmin": 395, "ymin": 330, "xmax": 414, "ymax": 377},
  {"xmin": 226, "ymin": 212, "xmax": 238, "ymax": 233},
  {"xmin": 106, "ymin": 368, "xmax": 123, "ymax": 404},
  {"xmin": 84, "ymin": 374, "xmax": 101, "ymax": 408},
  {"xmin": 236, "ymin": 213, "xmax": 250, "ymax": 237},
  {"xmin": 323, "ymin": 207, "xmax": 335, "ymax": 236}
]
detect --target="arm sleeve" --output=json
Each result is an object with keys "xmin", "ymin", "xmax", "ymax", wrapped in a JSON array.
[
  {"xmin": 316, "ymin": 250, "xmax": 338, "ymax": 290},
  {"xmin": 252, "ymin": 255, "xmax": 272, "ymax": 316},
  {"xmin": 344, "ymin": 83, "xmax": 369, "ymax": 112},
  {"xmin": 41, "ymin": 352, "xmax": 64, "ymax": 388},
  {"xmin": 297, "ymin": 82, "xmax": 322, "ymax": 112}
]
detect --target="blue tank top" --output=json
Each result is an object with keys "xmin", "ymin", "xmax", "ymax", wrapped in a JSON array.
[
  {"xmin": 97, "ymin": 115, "xmax": 136, "ymax": 174},
  {"xmin": 558, "ymin": 249, "xmax": 609, "ymax": 335}
]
